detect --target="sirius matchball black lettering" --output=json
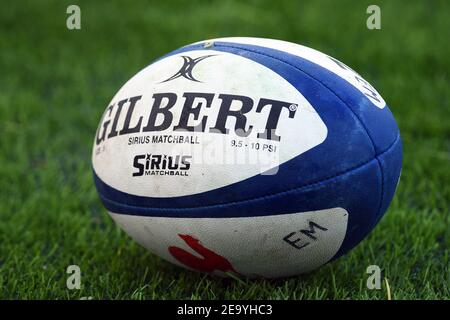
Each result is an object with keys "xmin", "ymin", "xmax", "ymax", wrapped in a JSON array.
[
  {"xmin": 95, "ymin": 92, "xmax": 298, "ymax": 145},
  {"xmin": 133, "ymin": 154, "xmax": 192, "ymax": 177}
]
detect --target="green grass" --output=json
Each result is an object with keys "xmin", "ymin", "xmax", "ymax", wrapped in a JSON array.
[{"xmin": 0, "ymin": 0, "xmax": 449, "ymax": 299}]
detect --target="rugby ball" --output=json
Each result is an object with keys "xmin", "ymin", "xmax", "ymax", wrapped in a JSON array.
[{"xmin": 92, "ymin": 37, "xmax": 402, "ymax": 278}]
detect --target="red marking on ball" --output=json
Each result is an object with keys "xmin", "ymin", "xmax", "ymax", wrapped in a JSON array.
[{"xmin": 169, "ymin": 234, "xmax": 237, "ymax": 274}]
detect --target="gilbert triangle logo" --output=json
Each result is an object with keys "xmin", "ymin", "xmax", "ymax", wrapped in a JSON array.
[{"xmin": 160, "ymin": 55, "xmax": 216, "ymax": 83}]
